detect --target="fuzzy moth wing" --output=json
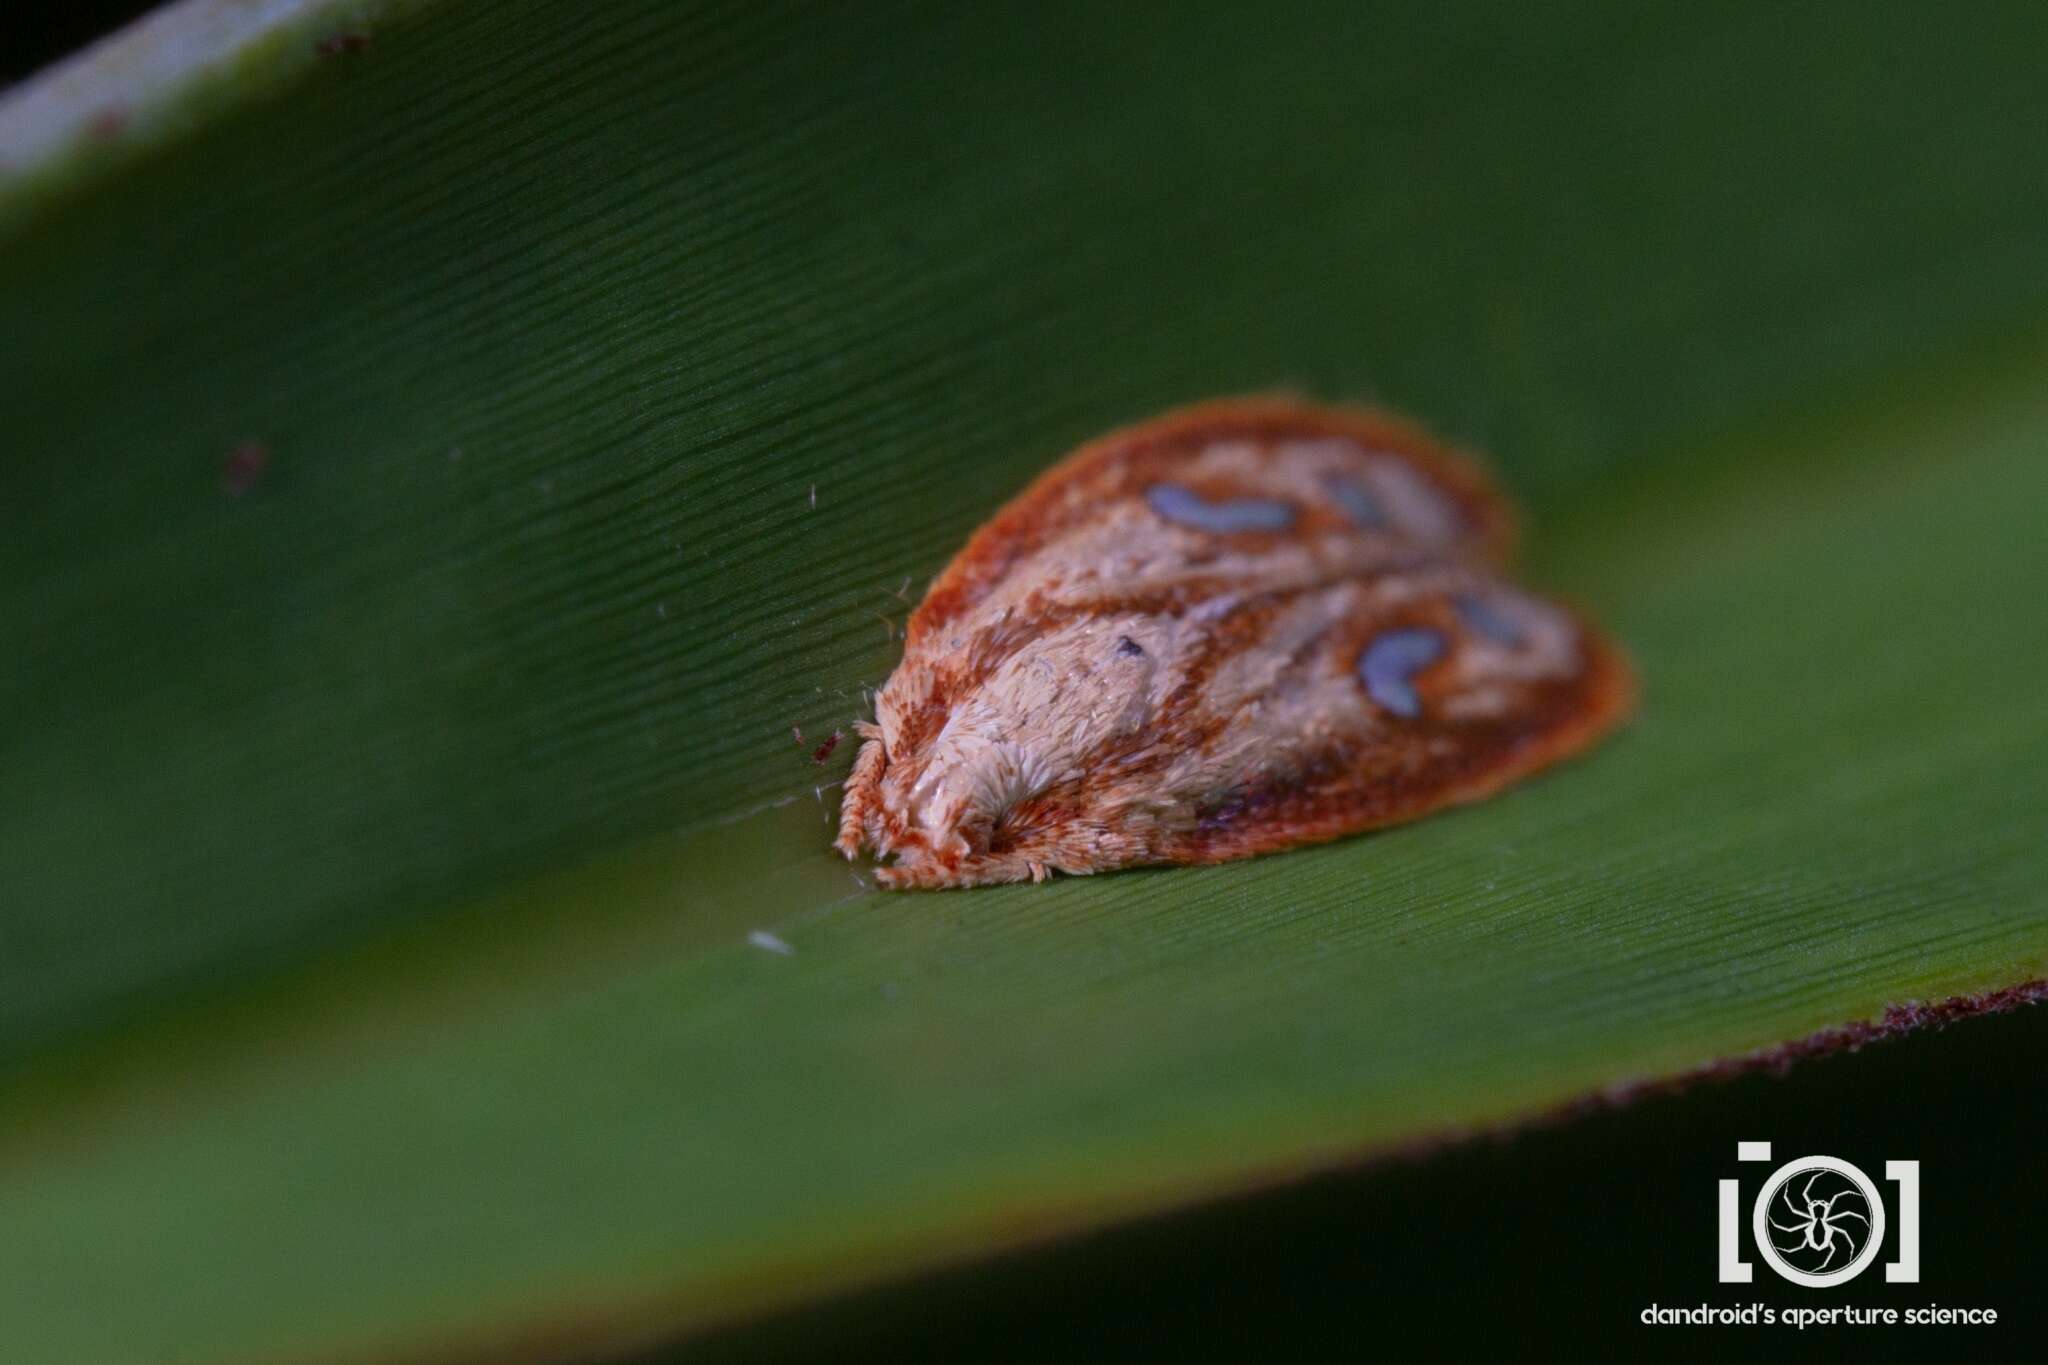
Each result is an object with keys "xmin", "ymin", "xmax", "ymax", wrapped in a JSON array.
[
  {"xmin": 1116, "ymin": 567, "xmax": 1636, "ymax": 867},
  {"xmin": 908, "ymin": 397, "xmax": 1518, "ymax": 645}
]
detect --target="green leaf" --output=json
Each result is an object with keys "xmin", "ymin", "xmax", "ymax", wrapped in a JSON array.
[{"xmin": 4, "ymin": 1, "xmax": 2046, "ymax": 1360}]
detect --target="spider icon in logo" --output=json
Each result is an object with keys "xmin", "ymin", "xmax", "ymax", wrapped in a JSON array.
[
  {"xmin": 1751, "ymin": 1156, "xmax": 1887, "ymax": 1287},
  {"xmin": 1719, "ymin": 1144, "xmax": 1920, "ymax": 1286},
  {"xmin": 1768, "ymin": 1169, "xmax": 1871, "ymax": 1270}
]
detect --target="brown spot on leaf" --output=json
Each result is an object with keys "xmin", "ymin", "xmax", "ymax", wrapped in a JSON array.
[
  {"xmin": 315, "ymin": 33, "xmax": 373, "ymax": 56},
  {"xmin": 85, "ymin": 107, "xmax": 128, "ymax": 141},
  {"xmin": 220, "ymin": 441, "xmax": 270, "ymax": 496}
]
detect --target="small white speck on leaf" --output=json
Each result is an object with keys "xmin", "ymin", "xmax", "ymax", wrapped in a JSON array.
[
  {"xmin": 808, "ymin": 483, "xmax": 817, "ymax": 509},
  {"xmin": 747, "ymin": 930, "xmax": 795, "ymax": 956}
]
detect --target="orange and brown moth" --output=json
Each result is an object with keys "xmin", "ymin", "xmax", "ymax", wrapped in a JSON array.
[{"xmin": 836, "ymin": 398, "xmax": 1633, "ymax": 888}]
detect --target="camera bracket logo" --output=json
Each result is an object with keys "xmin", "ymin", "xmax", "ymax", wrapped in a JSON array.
[{"xmin": 1718, "ymin": 1143, "xmax": 1919, "ymax": 1286}]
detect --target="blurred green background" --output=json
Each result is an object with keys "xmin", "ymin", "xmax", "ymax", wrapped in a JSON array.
[{"xmin": 3, "ymin": 0, "xmax": 2044, "ymax": 1360}]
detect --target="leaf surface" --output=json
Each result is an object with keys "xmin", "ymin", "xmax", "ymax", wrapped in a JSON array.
[{"xmin": 3, "ymin": 2, "xmax": 2046, "ymax": 1360}]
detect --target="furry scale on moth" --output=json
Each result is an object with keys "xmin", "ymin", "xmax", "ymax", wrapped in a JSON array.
[{"xmin": 835, "ymin": 398, "xmax": 1634, "ymax": 889}]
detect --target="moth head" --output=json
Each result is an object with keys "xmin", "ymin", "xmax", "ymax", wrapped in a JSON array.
[{"xmin": 895, "ymin": 735, "xmax": 1051, "ymax": 856}]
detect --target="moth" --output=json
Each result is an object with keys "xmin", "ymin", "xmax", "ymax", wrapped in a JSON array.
[{"xmin": 836, "ymin": 398, "xmax": 1633, "ymax": 888}]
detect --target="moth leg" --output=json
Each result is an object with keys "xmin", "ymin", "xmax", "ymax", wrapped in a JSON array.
[
  {"xmin": 834, "ymin": 735, "xmax": 887, "ymax": 860},
  {"xmin": 874, "ymin": 836, "xmax": 1124, "ymax": 889},
  {"xmin": 874, "ymin": 854, "xmax": 1032, "ymax": 890}
]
